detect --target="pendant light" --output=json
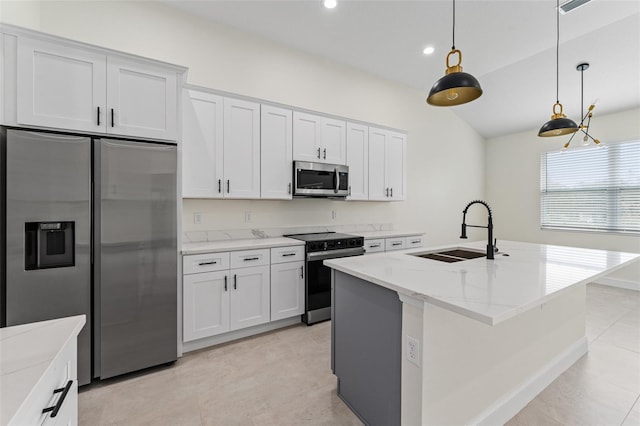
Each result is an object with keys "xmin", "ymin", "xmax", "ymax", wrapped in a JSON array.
[
  {"xmin": 562, "ymin": 62, "xmax": 601, "ymax": 149},
  {"xmin": 426, "ymin": 0, "xmax": 482, "ymax": 106},
  {"xmin": 538, "ymin": 0, "xmax": 578, "ymax": 137}
]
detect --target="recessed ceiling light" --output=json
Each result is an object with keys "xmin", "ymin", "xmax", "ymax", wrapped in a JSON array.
[
  {"xmin": 423, "ymin": 46, "xmax": 435, "ymax": 55},
  {"xmin": 323, "ymin": 0, "xmax": 337, "ymax": 9}
]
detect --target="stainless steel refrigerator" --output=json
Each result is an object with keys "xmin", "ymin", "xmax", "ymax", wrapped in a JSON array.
[{"xmin": 0, "ymin": 128, "xmax": 177, "ymax": 385}]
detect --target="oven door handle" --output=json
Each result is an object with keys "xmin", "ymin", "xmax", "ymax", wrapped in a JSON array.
[{"xmin": 306, "ymin": 247, "xmax": 365, "ymax": 261}]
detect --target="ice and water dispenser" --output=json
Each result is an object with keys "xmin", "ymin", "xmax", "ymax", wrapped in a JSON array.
[{"xmin": 24, "ymin": 221, "xmax": 75, "ymax": 270}]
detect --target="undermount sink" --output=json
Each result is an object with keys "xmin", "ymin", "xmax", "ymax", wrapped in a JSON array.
[{"xmin": 411, "ymin": 248, "xmax": 486, "ymax": 263}]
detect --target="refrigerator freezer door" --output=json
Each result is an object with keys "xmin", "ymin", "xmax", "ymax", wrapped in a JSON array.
[
  {"xmin": 4, "ymin": 129, "xmax": 92, "ymax": 385},
  {"xmin": 94, "ymin": 138, "xmax": 177, "ymax": 379}
]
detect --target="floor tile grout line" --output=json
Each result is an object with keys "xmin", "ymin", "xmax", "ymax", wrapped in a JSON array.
[{"xmin": 620, "ymin": 393, "xmax": 640, "ymax": 426}]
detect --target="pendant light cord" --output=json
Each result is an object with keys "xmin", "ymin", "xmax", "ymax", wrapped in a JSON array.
[
  {"xmin": 452, "ymin": 0, "xmax": 456, "ymax": 50},
  {"xmin": 555, "ymin": 0, "xmax": 559, "ymax": 103},
  {"xmin": 580, "ymin": 67, "xmax": 584, "ymax": 120}
]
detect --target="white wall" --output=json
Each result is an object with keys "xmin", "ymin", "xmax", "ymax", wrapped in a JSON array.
[
  {"xmin": 0, "ymin": 0, "xmax": 486, "ymax": 245},
  {"xmin": 485, "ymin": 108, "xmax": 640, "ymax": 283}
]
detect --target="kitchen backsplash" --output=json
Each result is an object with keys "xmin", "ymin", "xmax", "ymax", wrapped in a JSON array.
[{"xmin": 183, "ymin": 223, "xmax": 395, "ymax": 243}]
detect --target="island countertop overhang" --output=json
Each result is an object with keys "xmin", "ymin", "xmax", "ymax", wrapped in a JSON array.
[{"xmin": 324, "ymin": 240, "xmax": 640, "ymax": 325}]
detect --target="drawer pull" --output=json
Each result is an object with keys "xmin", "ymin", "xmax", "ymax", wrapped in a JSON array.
[
  {"xmin": 368, "ymin": 244, "xmax": 381, "ymax": 248},
  {"xmin": 411, "ymin": 240, "xmax": 421, "ymax": 244},
  {"xmin": 233, "ymin": 274, "xmax": 237, "ymax": 290},
  {"xmin": 301, "ymin": 266, "xmax": 304, "ymax": 279},
  {"xmin": 198, "ymin": 261, "xmax": 217, "ymax": 266},
  {"xmin": 392, "ymin": 242, "xmax": 402, "ymax": 246},
  {"xmin": 243, "ymin": 257, "xmax": 260, "ymax": 261},
  {"xmin": 282, "ymin": 253, "xmax": 296, "ymax": 257},
  {"xmin": 42, "ymin": 380, "xmax": 73, "ymax": 418}
]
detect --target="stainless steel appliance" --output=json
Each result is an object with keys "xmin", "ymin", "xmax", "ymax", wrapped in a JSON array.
[
  {"xmin": 0, "ymin": 128, "xmax": 177, "ymax": 385},
  {"xmin": 285, "ymin": 232, "xmax": 364, "ymax": 324},
  {"xmin": 293, "ymin": 161, "xmax": 349, "ymax": 198}
]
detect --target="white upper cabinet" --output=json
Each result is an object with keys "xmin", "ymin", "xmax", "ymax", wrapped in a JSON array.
[
  {"xmin": 223, "ymin": 98, "xmax": 261, "ymax": 199},
  {"xmin": 368, "ymin": 128, "xmax": 387, "ymax": 201},
  {"xmin": 10, "ymin": 32, "xmax": 182, "ymax": 140},
  {"xmin": 368, "ymin": 127, "xmax": 406, "ymax": 201},
  {"xmin": 293, "ymin": 111, "xmax": 346, "ymax": 165},
  {"xmin": 182, "ymin": 90, "xmax": 223, "ymax": 198},
  {"xmin": 346, "ymin": 122, "xmax": 369, "ymax": 200},
  {"xmin": 322, "ymin": 117, "xmax": 347, "ymax": 165},
  {"xmin": 385, "ymin": 131, "xmax": 406, "ymax": 200},
  {"xmin": 261, "ymin": 105, "xmax": 293, "ymax": 199},
  {"xmin": 106, "ymin": 57, "xmax": 177, "ymax": 140},
  {"xmin": 16, "ymin": 37, "xmax": 107, "ymax": 133}
]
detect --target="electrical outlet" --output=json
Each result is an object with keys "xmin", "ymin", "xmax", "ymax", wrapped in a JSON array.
[
  {"xmin": 244, "ymin": 211, "xmax": 252, "ymax": 222},
  {"xmin": 331, "ymin": 210, "xmax": 337, "ymax": 220},
  {"xmin": 406, "ymin": 336, "xmax": 420, "ymax": 366},
  {"xmin": 193, "ymin": 213, "xmax": 202, "ymax": 225}
]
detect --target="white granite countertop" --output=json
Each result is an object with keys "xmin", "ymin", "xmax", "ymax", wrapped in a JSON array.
[
  {"xmin": 357, "ymin": 230, "xmax": 425, "ymax": 239},
  {"xmin": 0, "ymin": 315, "xmax": 86, "ymax": 426},
  {"xmin": 325, "ymin": 240, "xmax": 640, "ymax": 326},
  {"xmin": 182, "ymin": 237, "xmax": 304, "ymax": 255}
]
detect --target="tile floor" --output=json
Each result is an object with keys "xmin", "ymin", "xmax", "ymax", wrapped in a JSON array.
[{"xmin": 79, "ymin": 283, "xmax": 639, "ymax": 425}]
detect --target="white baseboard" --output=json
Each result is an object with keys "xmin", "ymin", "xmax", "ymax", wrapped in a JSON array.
[
  {"xmin": 181, "ymin": 316, "xmax": 302, "ymax": 353},
  {"xmin": 472, "ymin": 337, "xmax": 588, "ymax": 426},
  {"xmin": 591, "ymin": 277, "xmax": 640, "ymax": 291}
]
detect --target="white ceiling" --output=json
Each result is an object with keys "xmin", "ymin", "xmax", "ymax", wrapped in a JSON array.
[{"xmin": 164, "ymin": 0, "xmax": 640, "ymax": 139}]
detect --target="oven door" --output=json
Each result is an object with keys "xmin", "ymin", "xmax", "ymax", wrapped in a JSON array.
[{"xmin": 305, "ymin": 247, "xmax": 364, "ymax": 324}]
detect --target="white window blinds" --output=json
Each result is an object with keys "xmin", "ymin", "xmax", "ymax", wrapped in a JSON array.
[{"xmin": 540, "ymin": 140, "xmax": 640, "ymax": 233}]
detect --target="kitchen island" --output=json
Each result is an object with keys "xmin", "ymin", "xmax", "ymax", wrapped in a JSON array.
[
  {"xmin": 325, "ymin": 240, "xmax": 640, "ymax": 426},
  {"xmin": 1, "ymin": 315, "xmax": 85, "ymax": 426}
]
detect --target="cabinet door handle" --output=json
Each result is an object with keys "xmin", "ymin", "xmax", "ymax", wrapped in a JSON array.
[
  {"xmin": 386, "ymin": 188, "xmax": 389, "ymax": 197},
  {"xmin": 390, "ymin": 187, "xmax": 393, "ymax": 197},
  {"xmin": 198, "ymin": 261, "xmax": 217, "ymax": 266},
  {"xmin": 111, "ymin": 108, "xmax": 115, "ymax": 127},
  {"xmin": 348, "ymin": 186, "xmax": 351, "ymax": 196},
  {"xmin": 288, "ymin": 182, "xmax": 292, "ymax": 195},
  {"xmin": 97, "ymin": 106, "xmax": 101, "ymax": 126},
  {"xmin": 233, "ymin": 274, "xmax": 237, "ymax": 290},
  {"xmin": 227, "ymin": 180, "xmax": 230, "ymax": 193},
  {"xmin": 224, "ymin": 275, "xmax": 228, "ymax": 292},
  {"xmin": 317, "ymin": 148, "xmax": 321, "ymax": 159},
  {"xmin": 282, "ymin": 253, "xmax": 295, "ymax": 257},
  {"xmin": 323, "ymin": 148, "xmax": 327, "ymax": 159},
  {"xmin": 300, "ymin": 266, "xmax": 304, "ymax": 279},
  {"xmin": 42, "ymin": 380, "xmax": 73, "ymax": 418},
  {"xmin": 218, "ymin": 179, "xmax": 222, "ymax": 193},
  {"xmin": 243, "ymin": 257, "xmax": 260, "ymax": 261}
]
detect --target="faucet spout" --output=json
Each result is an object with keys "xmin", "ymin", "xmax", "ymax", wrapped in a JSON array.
[{"xmin": 460, "ymin": 200, "xmax": 495, "ymax": 260}]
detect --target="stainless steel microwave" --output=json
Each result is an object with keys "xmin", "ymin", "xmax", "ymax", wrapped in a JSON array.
[{"xmin": 293, "ymin": 161, "xmax": 349, "ymax": 198}]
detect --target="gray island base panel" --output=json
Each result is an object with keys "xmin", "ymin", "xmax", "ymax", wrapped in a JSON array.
[
  {"xmin": 332, "ymin": 271, "xmax": 402, "ymax": 426},
  {"xmin": 331, "ymin": 269, "xmax": 588, "ymax": 425}
]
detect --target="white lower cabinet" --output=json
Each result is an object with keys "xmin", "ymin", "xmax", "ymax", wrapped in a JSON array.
[
  {"xmin": 185, "ymin": 247, "xmax": 311, "ymax": 344},
  {"xmin": 270, "ymin": 261, "xmax": 305, "ymax": 321},
  {"xmin": 183, "ymin": 270, "xmax": 230, "ymax": 341},
  {"xmin": 229, "ymin": 266, "xmax": 270, "ymax": 331},
  {"xmin": 364, "ymin": 234, "xmax": 423, "ymax": 254}
]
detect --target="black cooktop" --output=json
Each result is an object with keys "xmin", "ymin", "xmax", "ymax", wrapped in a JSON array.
[
  {"xmin": 284, "ymin": 232, "xmax": 359, "ymax": 242},
  {"xmin": 285, "ymin": 232, "xmax": 364, "ymax": 252}
]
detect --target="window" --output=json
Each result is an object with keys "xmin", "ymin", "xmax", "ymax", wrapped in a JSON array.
[{"xmin": 540, "ymin": 140, "xmax": 640, "ymax": 233}]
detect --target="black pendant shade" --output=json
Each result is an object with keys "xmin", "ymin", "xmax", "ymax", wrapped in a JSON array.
[
  {"xmin": 538, "ymin": 0, "xmax": 578, "ymax": 137},
  {"xmin": 426, "ymin": 0, "xmax": 482, "ymax": 107},
  {"xmin": 538, "ymin": 116, "xmax": 579, "ymax": 137},
  {"xmin": 427, "ymin": 69, "xmax": 482, "ymax": 106}
]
